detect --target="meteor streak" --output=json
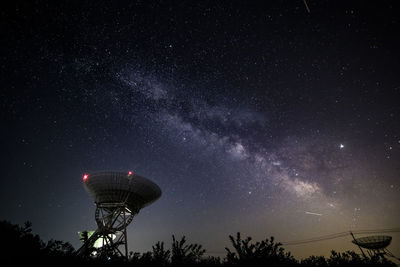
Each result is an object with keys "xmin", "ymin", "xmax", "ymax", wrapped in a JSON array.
[
  {"xmin": 305, "ymin": 211, "xmax": 323, "ymax": 216},
  {"xmin": 303, "ymin": 0, "xmax": 311, "ymax": 13}
]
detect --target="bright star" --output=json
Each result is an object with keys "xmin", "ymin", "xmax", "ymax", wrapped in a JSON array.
[{"xmin": 339, "ymin": 144, "xmax": 344, "ymax": 149}]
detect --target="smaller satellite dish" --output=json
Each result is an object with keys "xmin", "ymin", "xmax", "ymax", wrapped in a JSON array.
[{"xmin": 351, "ymin": 235, "xmax": 392, "ymax": 250}]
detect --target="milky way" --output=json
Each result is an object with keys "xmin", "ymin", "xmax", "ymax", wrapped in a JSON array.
[{"xmin": 1, "ymin": 1, "xmax": 399, "ymax": 259}]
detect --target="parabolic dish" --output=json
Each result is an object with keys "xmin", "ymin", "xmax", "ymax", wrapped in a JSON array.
[
  {"xmin": 351, "ymin": 235, "xmax": 392, "ymax": 250},
  {"xmin": 83, "ymin": 171, "xmax": 161, "ymax": 212}
]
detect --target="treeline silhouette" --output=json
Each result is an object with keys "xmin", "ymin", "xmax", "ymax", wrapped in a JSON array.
[{"xmin": 0, "ymin": 220, "xmax": 396, "ymax": 266}]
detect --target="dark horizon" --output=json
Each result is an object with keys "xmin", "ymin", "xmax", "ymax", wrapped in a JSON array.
[
  {"xmin": 1, "ymin": 0, "xmax": 399, "ymax": 260},
  {"xmin": 1, "ymin": 219, "xmax": 399, "ymax": 266}
]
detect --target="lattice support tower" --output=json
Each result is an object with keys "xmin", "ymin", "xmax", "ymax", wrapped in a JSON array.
[{"xmin": 76, "ymin": 171, "xmax": 161, "ymax": 260}]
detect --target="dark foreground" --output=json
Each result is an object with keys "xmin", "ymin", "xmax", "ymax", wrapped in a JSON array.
[{"xmin": 0, "ymin": 221, "xmax": 397, "ymax": 266}]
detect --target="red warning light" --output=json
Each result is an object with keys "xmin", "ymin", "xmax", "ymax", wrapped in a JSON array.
[
  {"xmin": 128, "ymin": 171, "xmax": 133, "ymax": 176},
  {"xmin": 83, "ymin": 174, "xmax": 89, "ymax": 181}
]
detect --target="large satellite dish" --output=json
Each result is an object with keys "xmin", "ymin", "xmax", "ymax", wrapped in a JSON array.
[{"xmin": 76, "ymin": 171, "xmax": 161, "ymax": 259}]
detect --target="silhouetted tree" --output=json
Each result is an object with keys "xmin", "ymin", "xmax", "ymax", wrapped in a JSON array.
[
  {"xmin": 44, "ymin": 239, "xmax": 75, "ymax": 256},
  {"xmin": 225, "ymin": 232, "xmax": 297, "ymax": 266},
  {"xmin": 327, "ymin": 250, "xmax": 395, "ymax": 266},
  {"xmin": 200, "ymin": 255, "xmax": 221, "ymax": 267},
  {"xmin": 140, "ymin": 251, "xmax": 154, "ymax": 266},
  {"xmin": 152, "ymin": 241, "xmax": 171, "ymax": 266},
  {"xmin": 300, "ymin": 255, "xmax": 328, "ymax": 267},
  {"xmin": 129, "ymin": 251, "xmax": 142, "ymax": 261},
  {"xmin": 128, "ymin": 251, "xmax": 156, "ymax": 266},
  {"xmin": 0, "ymin": 220, "xmax": 76, "ymax": 265},
  {"xmin": 300, "ymin": 250, "xmax": 397, "ymax": 267},
  {"xmin": 171, "ymin": 235, "xmax": 206, "ymax": 266},
  {"xmin": 79, "ymin": 230, "xmax": 89, "ymax": 243},
  {"xmin": 78, "ymin": 230, "xmax": 96, "ymax": 258},
  {"xmin": 0, "ymin": 220, "xmax": 42, "ymax": 263}
]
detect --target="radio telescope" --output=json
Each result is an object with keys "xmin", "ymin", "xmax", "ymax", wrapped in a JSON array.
[
  {"xmin": 76, "ymin": 171, "xmax": 161, "ymax": 259},
  {"xmin": 350, "ymin": 232, "xmax": 397, "ymax": 259}
]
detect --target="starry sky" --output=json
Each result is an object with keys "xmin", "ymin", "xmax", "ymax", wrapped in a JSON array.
[{"xmin": 1, "ymin": 0, "xmax": 399, "ymax": 259}]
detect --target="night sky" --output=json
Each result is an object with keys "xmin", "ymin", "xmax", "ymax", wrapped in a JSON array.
[{"xmin": 1, "ymin": 0, "xmax": 399, "ymax": 259}]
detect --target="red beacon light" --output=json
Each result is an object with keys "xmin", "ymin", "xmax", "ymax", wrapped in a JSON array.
[
  {"xmin": 128, "ymin": 171, "xmax": 133, "ymax": 176},
  {"xmin": 83, "ymin": 174, "xmax": 89, "ymax": 181}
]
